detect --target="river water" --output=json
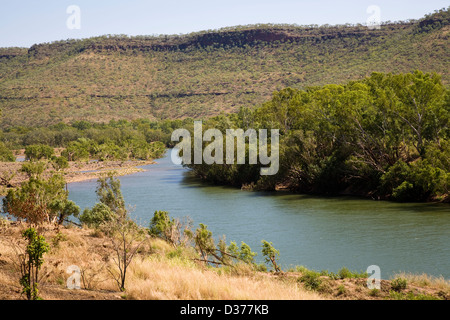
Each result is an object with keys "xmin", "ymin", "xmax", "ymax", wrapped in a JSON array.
[{"xmin": 67, "ymin": 149, "xmax": 450, "ymax": 279}]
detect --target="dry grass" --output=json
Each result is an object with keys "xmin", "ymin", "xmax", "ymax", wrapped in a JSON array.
[
  {"xmin": 0, "ymin": 221, "xmax": 322, "ymax": 300},
  {"xmin": 1, "ymin": 220, "xmax": 447, "ymax": 300},
  {"xmin": 124, "ymin": 256, "xmax": 322, "ymax": 300},
  {"xmin": 393, "ymin": 272, "xmax": 450, "ymax": 291}
]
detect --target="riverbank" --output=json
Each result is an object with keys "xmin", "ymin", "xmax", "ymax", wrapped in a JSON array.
[
  {"xmin": 0, "ymin": 159, "xmax": 155, "ymax": 196},
  {"xmin": 0, "ymin": 220, "xmax": 448, "ymax": 300}
]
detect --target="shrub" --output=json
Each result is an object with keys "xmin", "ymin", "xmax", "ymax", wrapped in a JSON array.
[
  {"xmin": 299, "ymin": 270, "xmax": 322, "ymax": 291},
  {"xmin": 78, "ymin": 203, "xmax": 116, "ymax": 228},
  {"xmin": 18, "ymin": 228, "xmax": 50, "ymax": 300},
  {"xmin": 391, "ymin": 278, "xmax": 408, "ymax": 291},
  {"xmin": 149, "ymin": 210, "xmax": 174, "ymax": 240},
  {"xmin": 369, "ymin": 288, "xmax": 381, "ymax": 297},
  {"xmin": 337, "ymin": 285, "xmax": 347, "ymax": 295},
  {"xmin": 337, "ymin": 267, "xmax": 368, "ymax": 279},
  {"xmin": 261, "ymin": 240, "xmax": 281, "ymax": 272},
  {"xmin": 24, "ymin": 144, "xmax": 54, "ymax": 161},
  {"xmin": 0, "ymin": 142, "xmax": 15, "ymax": 162}
]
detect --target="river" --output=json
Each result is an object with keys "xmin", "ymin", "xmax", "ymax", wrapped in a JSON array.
[{"xmin": 67, "ymin": 149, "xmax": 450, "ymax": 279}]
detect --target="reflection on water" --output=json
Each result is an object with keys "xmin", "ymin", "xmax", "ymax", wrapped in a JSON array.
[{"xmin": 67, "ymin": 150, "xmax": 450, "ymax": 279}]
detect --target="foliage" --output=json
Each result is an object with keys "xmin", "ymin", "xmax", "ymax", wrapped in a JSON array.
[
  {"xmin": 3, "ymin": 162, "xmax": 79, "ymax": 225},
  {"xmin": 391, "ymin": 278, "xmax": 408, "ymax": 291},
  {"xmin": 103, "ymin": 209, "xmax": 147, "ymax": 292},
  {"xmin": 18, "ymin": 228, "xmax": 50, "ymax": 300},
  {"xmin": 337, "ymin": 267, "xmax": 368, "ymax": 279},
  {"xmin": 149, "ymin": 210, "xmax": 174, "ymax": 241},
  {"xmin": 298, "ymin": 270, "xmax": 322, "ymax": 291},
  {"xmin": 24, "ymin": 144, "xmax": 54, "ymax": 161},
  {"xmin": 189, "ymin": 222, "xmax": 259, "ymax": 268},
  {"xmin": 51, "ymin": 156, "xmax": 69, "ymax": 170},
  {"xmin": 388, "ymin": 290, "xmax": 441, "ymax": 300},
  {"xmin": 80, "ymin": 173, "xmax": 146, "ymax": 291},
  {"xmin": 0, "ymin": 141, "xmax": 15, "ymax": 161},
  {"xmin": 78, "ymin": 203, "xmax": 115, "ymax": 228},
  {"xmin": 261, "ymin": 240, "xmax": 281, "ymax": 272},
  {"xmin": 227, "ymin": 241, "xmax": 257, "ymax": 264},
  {"xmin": 186, "ymin": 71, "xmax": 449, "ymax": 202},
  {"xmin": 77, "ymin": 173, "xmax": 124, "ymax": 227},
  {"xmin": 0, "ymin": 10, "xmax": 448, "ymax": 127}
]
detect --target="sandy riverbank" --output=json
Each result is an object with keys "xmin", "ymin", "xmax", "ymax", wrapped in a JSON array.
[{"xmin": 0, "ymin": 159, "xmax": 156, "ymax": 195}]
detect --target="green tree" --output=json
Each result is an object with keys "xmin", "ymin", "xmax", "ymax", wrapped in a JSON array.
[
  {"xmin": 18, "ymin": 228, "xmax": 50, "ymax": 300},
  {"xmin": 261, "ymin": 240, "xmax": 281, "ymax": 272},
  {"xmin": 24, "ymin": 144, "xmax": 54, "ymax": 161},
  {"xmin": 3, "ymin": 163, "xmax": 79, "ymax": 225},
  {"xmin": 0, "ymin": 142, "xmax": 15, "ymax": 162},
  {"xmin": 149, "ymin": 210, "xmax": 174, "ymax": 240},
  {"xmin": 77, "ymin": 172, "xmax": 125, "ymax": 227}
]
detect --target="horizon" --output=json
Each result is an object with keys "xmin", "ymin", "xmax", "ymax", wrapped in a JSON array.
[{"xmin": 0, "ymin": 0, "xmax": 448, "ymax": 48}]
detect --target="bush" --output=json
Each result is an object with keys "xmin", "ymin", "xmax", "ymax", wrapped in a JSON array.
[
  {"xmin": 337, "ymin": 267, "xmax": 368, "ymax": 279},
  {"xmin": 299, "ymin": 270, "xmax": 322, "ymax": 291},
  {"xmin": 77, "ymin": 203, "xmax": 116, "ymax": 228},
  {"xmin": 0, "ymin": 142, "xmax": 15, "ymax": 162},
  {"xmin": 51, "ymin": 156, "xmax": 69, "ymax": 170},
  {"xmin": 24, "ymin": 144, "xmax": 54, "ymax": 161},
  {"xmin": 381, "ymin": 160, "xmax": 448, "ymax": 201},
  {"xmin": 337, "ymin": 285, "xmax": 347, "ymax": 296},
  {"xmin": 391, "ymin": 278, "xmax": 408, "ymax": 291},
  {"xmin": 149, "ymin": 210, "xmax": 174, "ymax": 240},
  {"xmin": 18, "ymin": 228, "xmax": 50, "ymax": 300},
  {"xmin": 261, "ymin": 240, "xmax": 281, "ymax": 272},
  {"xmin": 3, "ymin": 165, "xmax": 79, "ymax": 225},
  {"xmin": 368, "ymin": 288, "xmax": 380, "ymax": 297}
]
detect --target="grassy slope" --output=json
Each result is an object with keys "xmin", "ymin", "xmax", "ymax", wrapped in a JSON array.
[{"xmin": 0, "ymin": 9, "xmax": 448, "ymax": 127}]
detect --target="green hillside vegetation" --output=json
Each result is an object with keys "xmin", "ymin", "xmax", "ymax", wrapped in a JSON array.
[{"xmin": 0, "ymin": 8, "xmax": 448, "ymax": 127}]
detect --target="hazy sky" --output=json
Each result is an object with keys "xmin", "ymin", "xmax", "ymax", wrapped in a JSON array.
[{"xmin": 0, "ymin": 0, "xmax": 448, "ymax": 47}]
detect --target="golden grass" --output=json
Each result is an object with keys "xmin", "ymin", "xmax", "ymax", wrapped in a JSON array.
[
  {"xmin": 393, "ymin": 272, "xmax": 450, "ymax": 291},
  {"xmin": 124, "ymin": 256, "xmax": 323, "ymax": 300}
]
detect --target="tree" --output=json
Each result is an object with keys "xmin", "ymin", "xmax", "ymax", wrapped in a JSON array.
[
  {"xmin": 24, "ymin": 144, "xmax": 54, "ymax": 161},
  {"xmin": 0, "ymin": 142, "xmax": 15, "ymax": 162},
  {"xmin": 95, "ymin": 172, "xmax": 125, "ymax": 213},
  {"xmin": 51, "ymin": 156, "xmax": 69, "ymax": 171},
  {"xmin": 77, "ymin": 172, "xmax": 125, "ymax": 227},
  {"xmin": 103, "ymin": 209, "xmax": 146, "ymax": 292},
  {"xmin": 389, "ymin": 71, "xmax": 444, "ymax": 156},
  {"xmin": 3, "ymin": 163, "xmax": 79, "ymax": 225},
  {"xmin": 191, "ymin": 223, "xmax": 257, "ymax": 267},
  {"xmin": 261, "ymin": 240, "xmax": 281, "ymax": 272},
  {"xmin": 79, "ymin": 173, "xmax": 146, "ymax": 291}
]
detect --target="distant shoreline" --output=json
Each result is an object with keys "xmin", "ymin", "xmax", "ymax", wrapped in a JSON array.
[{"xmin": 0, "ymin": 158, "xmax": 156, "ymax": 196}]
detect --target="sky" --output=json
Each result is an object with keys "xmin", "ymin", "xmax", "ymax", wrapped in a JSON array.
[{"xmin": 0, "ymin": 0, "xmax": 448, "ymax": 47}]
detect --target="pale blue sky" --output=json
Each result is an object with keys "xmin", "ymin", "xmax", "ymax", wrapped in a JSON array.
[{"xmin": 0, "ymin": 0, "xmax": 448, "ymax": 47}]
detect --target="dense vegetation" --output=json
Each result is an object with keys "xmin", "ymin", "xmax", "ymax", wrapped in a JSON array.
[
  {"xmin": 184, "ymin": 71, "xmax": 449, "ymax": 202},
  {"xmin": 0, "ymin": 9, "xmax": 448, "ymax": 127},
  {"xmin": 0, "ymin": 118, "xmax": 186, "ymax": 161}
]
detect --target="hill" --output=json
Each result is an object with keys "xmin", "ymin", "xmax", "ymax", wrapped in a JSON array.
[{"xmin": 0, "ymin": 8, "xmax": 449, "ymax": 127}]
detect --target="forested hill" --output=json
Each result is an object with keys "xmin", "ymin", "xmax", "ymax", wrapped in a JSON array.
[{"xmin": 0, "ymin": 8, "xmax": 448, "ymax": 127}]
